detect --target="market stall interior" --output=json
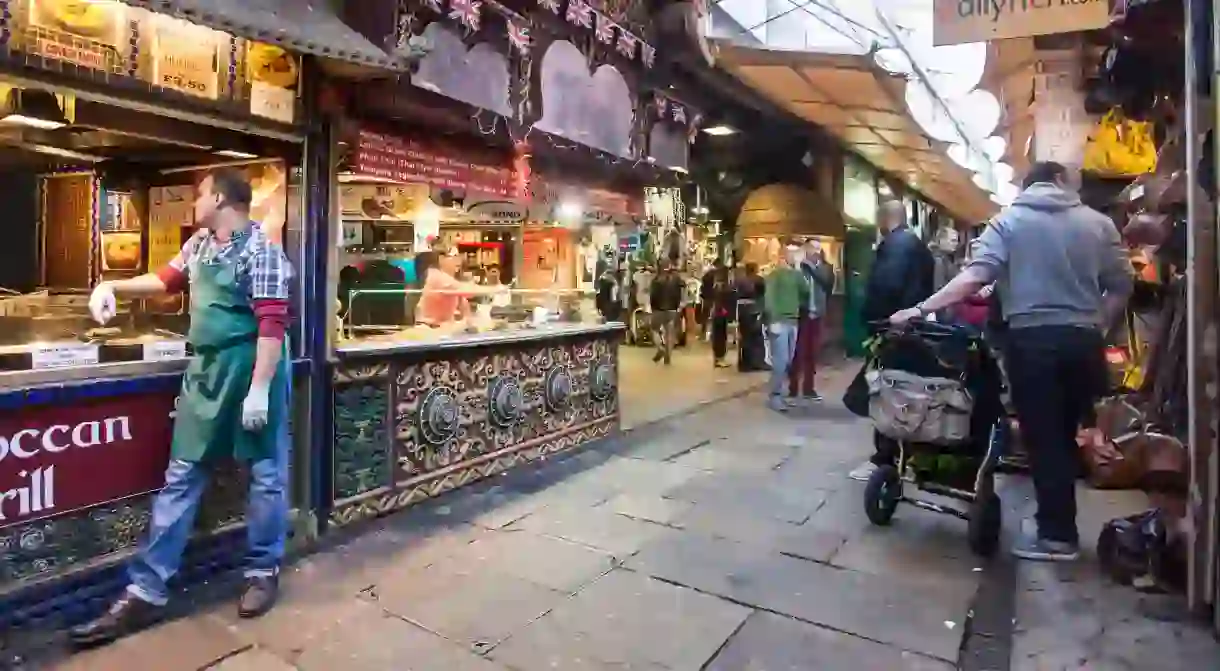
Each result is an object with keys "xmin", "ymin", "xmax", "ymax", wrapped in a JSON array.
[{"xmin": 0, "ymin": 77, "xmax": 300, "ymax": 389}]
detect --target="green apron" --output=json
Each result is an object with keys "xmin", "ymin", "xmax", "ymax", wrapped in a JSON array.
[{"xmin": 170, "ymin": 250, "xmax": 289, "ymax": 463}]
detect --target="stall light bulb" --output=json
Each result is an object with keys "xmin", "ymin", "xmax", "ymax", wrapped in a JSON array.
[{"xmin": 558, "ymin": 201, "xmax": 582, "ymax": 219}]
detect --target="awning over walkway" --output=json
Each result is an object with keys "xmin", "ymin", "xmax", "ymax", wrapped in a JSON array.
[
  {"xmin": 120, "ymin": 0, "xmax": 402, "ymax": 74},
  {"xmin": 715, "ymin": 43, "xmax": 997, "ymax": 224}
]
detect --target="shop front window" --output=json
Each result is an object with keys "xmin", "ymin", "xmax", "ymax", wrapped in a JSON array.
[{"xmin": 0, "ymin": 78, "xmax": 301, "ymax": 389}]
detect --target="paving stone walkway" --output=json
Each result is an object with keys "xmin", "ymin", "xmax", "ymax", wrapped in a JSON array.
[{"xmin": 55, "ymin": 364, "xmax": 995, "ymax": 670}]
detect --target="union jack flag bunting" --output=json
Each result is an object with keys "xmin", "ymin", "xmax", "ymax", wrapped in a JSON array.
[
  {"xmin": 641, "ymin": 42, "xmax": 656, "ymax": 67},
  {"xmin": 537, "ymin": 0, "xmax": 560, "ymax": 12},
  {"xmin": 449, "ymin": 0, "xmax": 482, "ymax": 30},
  {"xmin": 616, "ymin": 30, "xmax": 638, "ymax": 59},
  {"xmin": 566, "ymin": 0, "xmax": 593, "ymax": 28},
  {"xmin": 594, "ymin": 12, "xmax": 615, "ymax": 44},
  {"xmin": 672, "ymin": 104, "xmax": 686, "ymax": 125},
  {"xmin": 507, "ymin": 19, "xmax": 532, "ymax": 54}
]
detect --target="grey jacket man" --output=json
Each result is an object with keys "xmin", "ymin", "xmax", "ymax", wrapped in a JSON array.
[
  {"xmin": 799, "ymin": 259, "xmax": 835, "ymax": 318},
  {"xmin": 968, "ymin": 183, "xmax": 1133, "ymax": 331}
]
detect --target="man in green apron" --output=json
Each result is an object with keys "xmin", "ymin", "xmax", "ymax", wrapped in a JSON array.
[{"xmin": 72, "ymin": 169, "xmax": 294, "ymax": 646}]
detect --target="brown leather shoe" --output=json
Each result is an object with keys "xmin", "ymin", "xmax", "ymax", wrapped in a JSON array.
[
  {"xmin": 237, "ymin": 575, "xmax": 279, "ymax": 619},
  {"xmin": 69, "ymin": 592, "xmax": 163, "ymax": 647}
]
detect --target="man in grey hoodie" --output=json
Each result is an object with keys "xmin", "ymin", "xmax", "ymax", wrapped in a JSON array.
[{"xmin": 890, "ymin": 162, "xmax": 1132, "ymax": 562}]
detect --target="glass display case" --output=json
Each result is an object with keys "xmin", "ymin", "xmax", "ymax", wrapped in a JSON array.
[{"xmin": 336, "ymin": 287, "xmax": 603, "ymax": 353}]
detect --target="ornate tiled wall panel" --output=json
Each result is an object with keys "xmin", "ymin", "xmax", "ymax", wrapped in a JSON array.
[{"xmin": 329, "ymin": 332, "xmax": 620, "ymax": 527}]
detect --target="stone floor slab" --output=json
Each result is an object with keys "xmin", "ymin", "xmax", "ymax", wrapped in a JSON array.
[
  {"xmin": 490, "ymin": 569, "xmax": 750, "ymax": 671},
  {"xmin": 706, "ymin": 611, "xmax": 955, "ymax": 671},
  {"xmin": 210, "ymin": 648, "xmax": 299, "ymax": 671},
  {"xmin": 598, "ymin": 491, "xmax": 694, "ymax": 525},
  {"xmin": 448, "ymin": 529, "xmax": 616, "ymax": 593},
  {"xmin": 668, "ymin": 443, "xmax": 795, "ymax": 474},
  {"xmin": 366, "ymin": 561, "xmax": 566, "ymax": 647},
  {"xmin": 508, "ymin": 506, "xmax": 677, "ymax": 558},
  {"xmin": 294, "ymin": 599, "xmax": 506, "ymax": 671},
  {"xmin": 663, "ymin": 473, "xmax": 828, "ymax": 524},
  {"xmin": 56, "ymin": 616, "xmax": 249, "ymax": 671}
]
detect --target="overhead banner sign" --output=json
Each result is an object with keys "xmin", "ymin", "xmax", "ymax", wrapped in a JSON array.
[{"xmin": 933, "ymin": 0, "xmax": 1111, "ymax": 46}]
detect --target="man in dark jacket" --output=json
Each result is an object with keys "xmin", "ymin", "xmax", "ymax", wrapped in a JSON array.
[
  {"xmin": 649, "ymin": 260, "xmax": 684, "ymax": 364},
  {"xmin": 862, "ymin": 200, "xmax": 935, "ymax": 330},
  {"xmin": 848, "ymin": 199, "xmax": 936, "ymax": 481}
]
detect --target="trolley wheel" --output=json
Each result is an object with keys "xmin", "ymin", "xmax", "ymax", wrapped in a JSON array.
[
  {"xmin": 864, "ymin": 465, "xmax": 901, "ymax": 526},
  {"xmin": 968, "ymin": 492, "xmax": 1003, "ymax": 557}
]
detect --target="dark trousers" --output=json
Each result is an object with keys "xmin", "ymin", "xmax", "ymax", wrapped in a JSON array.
[
  {"xmin": 789, "ymin": 315, "xmax": 823, "ymax": 396},
  {"xmin": 711, "ymin": 315, "xmax": 729, "ymax": 361},
  {"xmin": 1005, "ymin": 325, "xmax": 1107, "ymax": 544},
  {"xmin": 651, "ymin": 310, "xmax": 677, "ymax": 363}
]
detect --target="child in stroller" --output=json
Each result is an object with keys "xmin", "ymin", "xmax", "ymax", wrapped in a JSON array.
[{"xmin": 858, "ymin": 319, "xmax": 1008, "ymax": 556}]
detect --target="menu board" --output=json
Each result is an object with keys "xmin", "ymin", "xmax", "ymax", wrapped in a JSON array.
[
  {"xmin": 355, "ymin": 130, "xmax": 518, "ymax": 198},
  {"xmin": 25, "ymin": 0, "xmax": 129, "ymax": 73}
]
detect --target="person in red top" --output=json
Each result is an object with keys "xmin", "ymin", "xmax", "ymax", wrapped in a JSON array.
[
  {"xmin": 949, "ymin": 240, "xmax": 995, "ymax": 330},
  {"xmin": 416, "ymin": 242, "xmax": 472, "ymax": 326}
]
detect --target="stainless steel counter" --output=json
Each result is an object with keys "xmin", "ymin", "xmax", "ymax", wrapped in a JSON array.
[{"xmin": 334, "ymin": 322, "xmax": 626, "ymax": 358}]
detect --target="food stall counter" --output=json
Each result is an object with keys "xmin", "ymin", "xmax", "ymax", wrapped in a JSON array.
[{"xmin": 327, "ymin": 288, "xmax": 624, "ymax": 529}]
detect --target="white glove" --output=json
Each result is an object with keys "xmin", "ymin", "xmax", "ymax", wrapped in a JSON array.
[
  {"xmin": 89, "ymin": 282, "xmax": 117, "ymax": 325},
  {"xmin": 241, "ymin": 383, "xmax": 270, "ymax": 431}
]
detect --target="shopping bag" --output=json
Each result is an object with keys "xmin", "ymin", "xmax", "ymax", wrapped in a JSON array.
[{"xmin": 1083, "ymin": 109, "xmax": 1158, "ymax": 177}]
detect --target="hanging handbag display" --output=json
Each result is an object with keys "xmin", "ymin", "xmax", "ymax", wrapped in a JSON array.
[{"xmin": 1082, "ymin": 109, "xmax": 1158, "ymax": 178}]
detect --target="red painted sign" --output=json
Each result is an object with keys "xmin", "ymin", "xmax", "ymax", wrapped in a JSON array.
[
  {"xmin": 0, "ymin": 393, "xmax": 176, "ymax": 529},
  {"xmin": 355, "ymin": 129, "xmax": 521, "ymax": 199}
]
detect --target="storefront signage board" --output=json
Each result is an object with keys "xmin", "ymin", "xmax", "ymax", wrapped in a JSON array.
[
  {"xmin": 148, "ymin": 186, "xmax": 191, "ymax": 270},
  {"xmin": 148, "ymin": 13, "xmax": 223, "ymax": 99},
  {"xmin": 933, "ymin": 0, "xmax": 1110, "ymax": 46},
  {"xmin": 354, "ymin": 130, "xmax": 517, "ymax": 199},
  {"xmin": 25, "ymin": 0, "xmax": 129, "ymax": 72},
  {"xmin": 0, "ymin": 392, "xmax": 176, "ymax": 529}
]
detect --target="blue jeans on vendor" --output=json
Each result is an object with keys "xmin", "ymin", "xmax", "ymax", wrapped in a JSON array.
[
  {"xmin": 767, "ymin": 320, "xmax": 799, "ymax": 410},
  {"xmin": 126, "ymin": 394, "xmax": 291, "ymax": 606}
]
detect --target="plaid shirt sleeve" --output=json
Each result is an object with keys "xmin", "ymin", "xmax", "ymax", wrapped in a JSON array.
[{"xmin": 244, "ymin": 227, "xmax": 293, "ymax": 301}]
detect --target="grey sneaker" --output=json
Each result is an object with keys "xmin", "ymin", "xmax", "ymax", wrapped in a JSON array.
[
  {"xmin": 848, "ymin": 461, "xmax": 876, "ymax": 481},
  {"xmin": 1011, "ymin": 534, "xmax": 1080, "ymax": 562},
  {"xmin": 767, "ymin": 396, "xmax": 788, "ymax": 412}
]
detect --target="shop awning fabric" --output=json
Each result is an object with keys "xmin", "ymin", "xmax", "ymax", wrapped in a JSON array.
[
  {"xmin": 714, "ymin": 42, "xmax": 997, "ymax": 225},
  {"xmin": 119, "ymin": 0, "xmax": 402, "ymax": 73}
]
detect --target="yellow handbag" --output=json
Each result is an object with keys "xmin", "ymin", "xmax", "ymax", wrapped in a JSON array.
[{"xmin": 1083, "ymin": 109, "xmax": 1158, "ymax": 177}]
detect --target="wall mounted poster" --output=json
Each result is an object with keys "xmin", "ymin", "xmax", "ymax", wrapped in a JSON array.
[{"xmin": 23, "ymin": 0, "xmax": 130, "ymax": 73}]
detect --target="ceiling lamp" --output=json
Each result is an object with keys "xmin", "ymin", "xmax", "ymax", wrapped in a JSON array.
[
  {"xmin": 702, "ymin": 125, "xmax": 737, "ymax": 136},
  {"xmin": 921, "ymin": 42, "xmax": 987, "ymax": 98},
  {"xmin": 982, "ymin": 136, "xmax": 1006, "ymax": 161},
  {"xmin": 905, "ymin": 82, "xmax": 962, "ymax": 143},
  {"xmin": 993, "ymin": 162, "xmax": 1015, "ymax": 185},
  {"xmin": 957, "ymin": 89, "xmax": 1001, "ymax": 139},
  {"xmin": 874, "ymin": 47, "xmax": 913, "ymax": 76}
]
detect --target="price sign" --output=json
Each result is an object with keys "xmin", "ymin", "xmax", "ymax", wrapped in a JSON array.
[
  {"xmin": 31, "ymin": 343, "xmax": 100, "ymax": 370},
  {"xmin": 142, "ymin": 340, "xmax": 187, "ymax": 361},
  {"xmin": 149, "ymin": 15, "xmax": 221, "ymax": 100},
  {"xmin": 250, "ymin": 82, "xmax": 295, "ymax": 124}
]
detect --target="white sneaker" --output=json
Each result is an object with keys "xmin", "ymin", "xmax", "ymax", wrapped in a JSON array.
[{"xmin": 848, "ymin": 462, "xmax": 876, "ymax": 481}]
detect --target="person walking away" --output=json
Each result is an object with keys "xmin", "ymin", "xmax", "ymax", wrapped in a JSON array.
[
  {"xmin": 73, "ymin": 169, "xmax": 294, "ymax": 645},
  {"xmin": 595, "ymin": 264, "xmax": 622, "ymax": 322},
  {"xmin": 735, "ymin": 263, "xmax": 768, "ymax": 371},
  {"xmin": 849, "ymin": 199, "xmax": 936, "ymax": 480},
  {"xmin": 708, "ymin": 264, "xmax": 736, "ymax": 368},
  {"xmin": 764, "ymin": 244, "xmax": 810, "ymax": 411},
  {"xmin": 699, "ymin": 259, "xmax": 724, "ymax": 338},
  {"xmin": 889, "ymin": 161, "xmax": 1132, "ymax": 562},
  {"xmin": 790, "ymin": 239, "xmax": 835, "ymax": 402},
  {"xmin": 649, "ymin": 260, "xmax": 683, "ymax": 364}
]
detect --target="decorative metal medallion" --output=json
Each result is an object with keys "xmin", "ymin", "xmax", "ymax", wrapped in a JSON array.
[
  {"xmin": 589, "ymin": 361, "xmax": 616, "ymax": 401},
  {"xmin": 543, "ymin": 366, "xmax": 573, "ymax": 412},
  {"xmin": 488, "ymin": 376, "xmax": 525, "ymax": 428},
  {"xmin": 417, "ymin": 386, "xmax": 460, "ymax": 445}
]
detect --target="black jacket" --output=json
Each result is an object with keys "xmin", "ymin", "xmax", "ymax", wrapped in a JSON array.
[
  {"xmin": 650, "ymin": 272, "xmax": 684, "ymax": 311},
  {"xmin": 862, "ymin": 227, "xmax": 935, "ymax": 327}
]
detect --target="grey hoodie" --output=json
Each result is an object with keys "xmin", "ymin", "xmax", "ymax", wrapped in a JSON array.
[{"xmin": 968, "ymin": 183, "xmax": 1132, "ymax": 330}]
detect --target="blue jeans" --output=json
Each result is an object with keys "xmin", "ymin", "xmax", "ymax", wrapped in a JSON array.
[
  {"xmin": 767, "ymin": 320, "xmax": 800, "ymax": 400},
  {"xmin": 127, "ymin": 393, "xmax": 291, "ymax": 606}
]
